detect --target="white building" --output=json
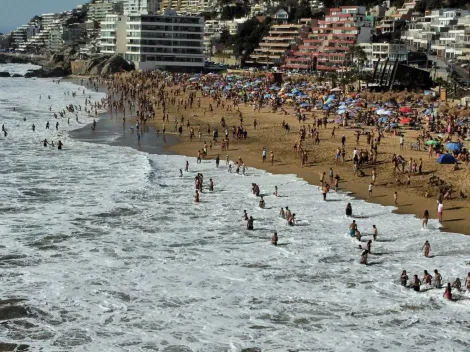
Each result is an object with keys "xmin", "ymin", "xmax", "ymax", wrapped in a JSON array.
[
  {"xmin": 123, "ymin": 0, "xmax": 160, "ymax": 15},
  {"xmin": 88, "ymin": 0, "xmax": 124, "ymax": 23},
  {"xmin": 358, "ymin": 42, "xmax": 408, "ymax": 68},
  {"xmin": 99, "ymin": 14, "xmax": 127, "ymax": 54},
  {"xmin": 100, "ymin": 10, "xmax": 204, "ymax": 71}
]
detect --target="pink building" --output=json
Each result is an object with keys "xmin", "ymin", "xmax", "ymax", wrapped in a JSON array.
[{"xmin": 284, "ymin": 6, "xmax": 372, "ymax": 72}]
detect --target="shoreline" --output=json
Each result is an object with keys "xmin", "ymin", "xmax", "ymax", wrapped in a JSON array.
[
  {"xmin": 67, "ymin": 74, "xmax": 469, "ymax": 236},
  {"xmin": 166, "ymin": 136, "xmax": 470, "ymax": 235}
]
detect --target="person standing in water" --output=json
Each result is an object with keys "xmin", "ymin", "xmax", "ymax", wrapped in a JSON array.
[
  {"xmin": 32, "ymin": 124, "xmax": 35, "ymax": 132},
  {"xmin": 209, "ymin": 178, "xmax": 214, "ymax": 192},
  {"xmin": 360, "ymin": 250, "xmax": 368, "ymax": 265},
  {"xmin": 423, "ymin": 240, "xmax": 431, "ymax": 257},
  {"xmin": 437, "ymin": 201, "xmax": 443, "ymax": 223},
  {"xmin": 271, "ymin": 232, "xmax": 278, "ymax": 246},
  {"xmin": 185, "ymin": 161, "xmax": 189, "ymax": 172},
  {"xmin": 401, "ymin": 270, "xmax": 408, "ymax": 286},
  {"xmin": 345, "ymin": 203, "xmax": 352, "ymax": 217},
  {"xmin": 215, "ymin": 155, "xmax": 220, "ymax": 168},
  {"xmin": 394, "ymin": 191, "xmax": 398, "ymax": 205},
  {"xmin": 194, "ymin": 190, "xmax": 199, "ymax": 203},
  {"xmin": 273, "ymin": 186, "xmax": 278, "ymax": 197},
  {"xmin": 422, "ymin": 209, "xmax": 429, "ymax": 228},
  {"xmin": 57, "ymin": 140, "xmax": 63, "ymax": 150},
  {"xmin": 372, "ymin": 225, "xmax": 378, "ymax": 241},
  {"xmin": 412, "ymin": 275, "xmax": 421, "ymax": 292},
  {"xmin": 443, "ymin": 283, "xmax": 452, "ymax": 300},
  {"xmin": 247, "ymin": 216, "xmax": 254, "ymax": 230}
]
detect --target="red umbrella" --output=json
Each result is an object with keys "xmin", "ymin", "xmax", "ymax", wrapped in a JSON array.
[
  {"xmin": 400, "ymin": 106, "xmax": 412, "ymax": 113},
  {"xmin": 400, "ymin": 117, "xmax": 411, "ymax": 124}
]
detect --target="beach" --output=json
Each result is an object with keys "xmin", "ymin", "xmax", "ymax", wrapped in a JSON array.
[
  {"xmin": 119, "ymin": 75, "xmax": 469, "ymax": 235},
  {"xmin": 2, "ymin": 66, "xmax": 470, "ymax": 350}
]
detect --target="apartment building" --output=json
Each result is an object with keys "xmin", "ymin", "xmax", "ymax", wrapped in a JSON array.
[
  {"xmin": 124, "ymin": 0, "xmax": 160, "ymax": 15},
  {"xmin": 99, "ymin": 14, "xmax": 128, "ymax": 54},
  {"xmin": 284, "ymin": 6, "xmax": 372, "ymax": 72},
  {"xmin": 11, "ymin": 24, "xmax": 39, "ymax": 47},
  {"xmin": 49, "ymin": 24, "xmax": 85, "ymax": 53},
  {"xmin": 402, "ymin": 8, "xmax": 470, "ymax": 60},
  {"xmin": 88, "ymin": 0, "xmax": 124, "ymax": 23},
  {"xmin": 359, "ymin": 42, "xmax": 408, "ymax": 68},
  {"xmin": 246, "ymin": 19, "xmax": 309, "ymax": 67},
  {"xmin": 99, "ymin": 10, "xmax": 204, "ymax": 71}
]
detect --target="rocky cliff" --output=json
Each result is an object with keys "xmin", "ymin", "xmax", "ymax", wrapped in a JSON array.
[{"xmin": 23, "ymin": 50, "xmax": 134, "ymax": 78}]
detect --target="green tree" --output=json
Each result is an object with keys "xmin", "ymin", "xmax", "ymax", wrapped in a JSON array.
[{"xmin": 294, "ymin": 0, "xmax": 312, "ymax": 21}]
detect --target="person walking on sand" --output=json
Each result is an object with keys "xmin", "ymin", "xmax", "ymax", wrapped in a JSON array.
[
  {"xmin": 394, "ymin": 191, "xmax": 398, "ymax": 205},
  {"xmin": 423, "ymin": 240, "xmax": 431, "ymax": 257},
  {"xmin": 368, "ymin": 183, "xmax": 373, "ymax": 198},
  {"xmin": 371, "ymin": 168, "xmax": 377, "ymax": 185},
  {"xmin": 437, "ymin": 201, "xmax": 443, "ymax": 223},
  {"xmin": 262, "ymin": 147, "xmax": 267, "ymax": 163},
  {"xmin": 270, "ymin": 151, "xmax": 274, "ymax": 166},
  {"xmin": 422, "ymin": 209, "xmax": 429, "ymax": 228}
]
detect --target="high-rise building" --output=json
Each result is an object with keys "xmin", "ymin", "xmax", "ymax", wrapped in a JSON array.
[
  {"xmin": 123, "ymin": 0, "xmax": 160, "ymax": 15},
  {"xmin": 99, "ymin": 9, "xmax": 204, "ymax": 71}
]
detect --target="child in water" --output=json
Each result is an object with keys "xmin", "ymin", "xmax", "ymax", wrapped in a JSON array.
[{"xmin": 271, "ymin": 232, "xmax": 278, "ymax": 246}]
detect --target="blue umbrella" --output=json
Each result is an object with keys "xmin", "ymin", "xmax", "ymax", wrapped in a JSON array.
[
  {"xmin": 264, "ymin": 94, "xmax": 272, "ymax": 99},
  {"xmin": 446, "ymin": 142, "xmax": 462, "ymax": 152}
]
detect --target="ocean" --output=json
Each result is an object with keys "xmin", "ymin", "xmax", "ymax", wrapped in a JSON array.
[{"xmin": 1, "ymin": 64, "xmax": 470, "ymax": 352}]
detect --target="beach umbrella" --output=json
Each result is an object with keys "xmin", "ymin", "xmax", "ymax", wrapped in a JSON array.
[
  {"xmin": 300, "ymin": 103, "xmax": 310, "ymax": 107},
  {"xmin": 400, "ymin": 106, "xmax": 412, "ymax": 113},
  {"xmin": 425, "ymin": 140, "xmax": 440, "ymax": 146},
  {"xmin": 446, "ymin": 142, "xmax": 462, "ymax": 152},
  {"xmin": 400, "ymin": 117, "xmax": 411, "ymax": 124},
  {"xmin": 264, "ymin": 94, "xmax": 272, "ymax": 99}
]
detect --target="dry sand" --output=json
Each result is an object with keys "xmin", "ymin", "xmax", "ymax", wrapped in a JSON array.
[{"xmin": 140, "ymin": 86, "xmax": 470, "ymax": 235}]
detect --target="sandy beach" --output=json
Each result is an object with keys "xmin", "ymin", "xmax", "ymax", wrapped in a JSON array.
[{"xmin": 133, "ymin": 82, "xmax": 470, "ymax": 235}]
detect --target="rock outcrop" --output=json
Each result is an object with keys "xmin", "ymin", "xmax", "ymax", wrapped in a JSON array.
[
  {"xmin": 11, "ymin": 74, "xmax": 23, "ymax": 78},
  {"xmin": 0, "ymin": 71, "xmax": 11, "ymax": 77},
  {"xmin": 71, "ymin": 55, "xmax": 134, "ymax": 76}
]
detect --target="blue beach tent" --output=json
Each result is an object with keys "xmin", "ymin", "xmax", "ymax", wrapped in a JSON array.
[{"xmin": 437, "ymin": 154, "xmax": 457, "ymax": 164}]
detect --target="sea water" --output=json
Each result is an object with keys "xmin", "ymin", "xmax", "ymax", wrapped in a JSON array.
[{"xmin": 1, "ymin": 65, "xmax": 470, "ymax": 352}]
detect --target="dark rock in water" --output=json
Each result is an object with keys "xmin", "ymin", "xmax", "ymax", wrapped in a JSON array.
[
  {"xmin": 0, "ymin": 342, "xmax": 30, "ymax": 351},
  {"xmin": 24, "ymin": 67, "xmax": 68, "ymax": 78},
  {"xmin": 0, "ymin": 71, "xmax": 11, "ymax": 78},
  {"xmin": 0, "ymin": 299, "xmax": 27, "ymax": 306},
  {"xmin": 0, "ymin": 305, "xmax": 31, "ymax": 321},
  {"xmin": 241, "ymin": 349, "xmax": 262, "ymax": 352},
  {"xmin": 11, "ymin": 74, "xmax": 23, "ymax": 78}
]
